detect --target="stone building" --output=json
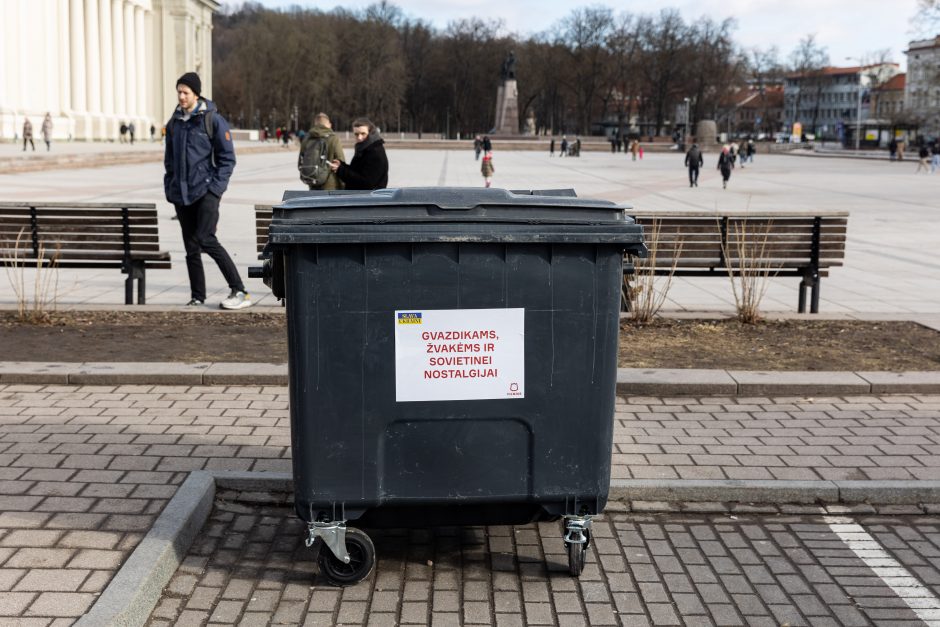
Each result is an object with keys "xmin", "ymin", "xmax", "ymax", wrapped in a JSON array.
[
  {"xmin": 783, "ymin": 64, "xmax": 900, "ymax": 141},
  {"xmin": 1, "ymin": 0, "xmax": 219, "ymax": 142},
  {"xmin": 904, "ymin": 36, "xmax": 940, "ymax": 136}
]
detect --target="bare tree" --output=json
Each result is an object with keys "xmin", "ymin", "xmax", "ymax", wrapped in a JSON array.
[
  {"xmin": 556, "ymin": 7, "xmax": 614, "ymax": 134},
  {"xmin": 788, "ymin": 34, "xmax": 830, "ymax": 134},
  {"xmin": 637, "ymin": 10, "xmax": 689, "ymax": 136}
]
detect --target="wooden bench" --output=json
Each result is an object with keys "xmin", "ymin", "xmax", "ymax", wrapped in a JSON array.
[
  {"xmin": 255, "ymin": 205, "xmax": 273, "ymax": 257},
  {"xmin": 0, "ymin": 202, "xmax": 171, "ymax": 304},
  {"xmin": 625, "ymin": 211, "xmax": 848, "ymax": 313}
]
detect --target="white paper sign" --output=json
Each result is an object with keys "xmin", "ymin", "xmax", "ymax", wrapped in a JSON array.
[{"xmin": 394, "ymin": 308, "xmax": 525, "ymax": 402}]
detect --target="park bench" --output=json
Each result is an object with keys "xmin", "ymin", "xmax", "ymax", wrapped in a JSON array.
[
  {"xmin": 255, "ymin": 204, "xmax": 273, "ymax": 257},
  {"xmin": 0, "ymin": 202, "xmax": 170, "ymax": 304},
  {"xmin": 624, "ymin": 211, "xmax": 848, "ymax": 313}
]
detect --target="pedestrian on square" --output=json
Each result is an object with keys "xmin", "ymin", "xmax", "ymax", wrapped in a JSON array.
[
  {"xmin": 685, "ymin": 143, "xmax": 703, "ymax": 187},
  {"xmin": 560, "ymin": 135, "xmax": 568, "ymax": 157},
  {"xmin": 482, "ymin": 135, "xmax": 492, "ymax": 153},
  {"xmin": 549, "ymin": 137, "xmax": 555, "ymax": 156},
  {"xmin": 916, "ymin": 144, "xmax": 930, "ymax": 173},
  {"xmin": 474, "ymin": 135, "xmax": 482, "ymax": 160},
  {"xmin": 746, "ymin": 139, "xmax": 756, "ymax": 164},
  {"xmin": 717, "ymin": 145, "xmax": 733, "ymax": 189},
  {"xmin": 119, "ymin": 122, "xmax": 127, "ymax": 143},
  {"xmin": 298, "ymin": 112, "xmax": 345, "ymax": 190},
  {"xmin": 22, "ymin": 118, "xmax": 35, "ymax": 151},
  {"xmin": 329, "ymin": 117, "xmax": 388, "ymax": 190},
  {"xmin": 630, "ymin": 139, "xmax": 639, "ymax": 161},
  {"xmin": 889, "ymin": 138, "xmax": 897, "ymax": 161},
  {"xmin": 150, "ymin": 124, "xmax": 156, "ymax": 141},
  {"xmin": 128, "ymin": 122, "xmax": 136, "ymax": 144},
  {"xmin": 931, "ymin": 141, "xmax": 940, "ymax": 173},
  {"xmin": 41, "ymin": 113, "xmax": 53, "ymax": 151},
  {"xmin": 164, "ymin": 71, "xmax": 252, "ymax": 310},
  {"xmin": 481, "ymin": 151, "xmax": 495, "ymax": 187}
]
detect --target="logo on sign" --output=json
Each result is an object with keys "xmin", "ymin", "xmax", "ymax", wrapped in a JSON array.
[{"xmin": 397, "ymin": 312, "xmax": 423, "ymax": 324}]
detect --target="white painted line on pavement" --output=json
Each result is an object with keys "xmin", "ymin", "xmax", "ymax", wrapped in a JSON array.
[{"xmin": 825, "ymin": 516, "xmax": 940, "ymax": 626}]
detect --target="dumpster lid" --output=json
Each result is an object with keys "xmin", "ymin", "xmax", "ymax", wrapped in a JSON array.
[
  {"xmin": 277, "ymin": 187, "xmax": 627, "ymax": 213},
  {"xmin": 268, "ymin": 187, "xmax": 646, "ymax": 248}
]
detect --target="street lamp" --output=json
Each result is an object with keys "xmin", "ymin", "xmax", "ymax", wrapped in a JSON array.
[{"xmin": 846, "ymin": 57, "xmax": 864, "ymax": 151}]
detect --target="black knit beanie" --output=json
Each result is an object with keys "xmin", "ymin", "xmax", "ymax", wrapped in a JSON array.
[{"xmin": 176, "ymin": 72, "xmax": 202, "ymax": 96}]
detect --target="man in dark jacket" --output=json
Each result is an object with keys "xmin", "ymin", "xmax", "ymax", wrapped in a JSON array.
[
  {"xmin": 684, "ymin": 143, "xmax": 704, "ymax": 187},
  {"xmin": 329, "ymin": 118, "xmax": 388, "ymax": 190},
  {"xmin": 164, "ymin": 71, "xmax": 251, "ymax": 310}
]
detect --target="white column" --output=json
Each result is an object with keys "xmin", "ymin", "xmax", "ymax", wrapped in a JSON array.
[
  {"xmin": 112, "ymin": 0, "xmax": 125, "ymax": 117},
  {"xmin": 124, "ymin": 1, "xmax": 136, "ymax": 118},
  {"xmin": 99, "ymin": 0, "xmax": 114, "ymax": 119},
  {"xmin": 84, "ymin": 0, "xmax": 101, "ymax": 129},
  {"xmin": 69, "ymin": 0, "xmax": 87, "ymax": 115},
  {"xmin": 135, "ymin": 6, "xmax": 146, "ymax": 124},
  {"xmin": 53, "ymin": 0, "xmax": 72, "ymax": 115}
]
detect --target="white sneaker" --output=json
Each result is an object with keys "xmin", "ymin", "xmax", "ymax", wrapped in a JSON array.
[{"xmin": 220, "ymin": 290, "xmax": 253, "ymax": 310}]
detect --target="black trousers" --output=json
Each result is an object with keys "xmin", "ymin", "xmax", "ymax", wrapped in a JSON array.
[
  {"xmin": 175, "ymin": 193, "xmax": 244, "ymax": 302},
  {"xmin": 688, "ymin": 166, "xmax": 699, "ymax": 184}
]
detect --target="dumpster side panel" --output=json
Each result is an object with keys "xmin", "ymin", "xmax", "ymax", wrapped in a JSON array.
[{"xmin": 287, "ymin": 241, "xmax": 621, "ymax": 525}]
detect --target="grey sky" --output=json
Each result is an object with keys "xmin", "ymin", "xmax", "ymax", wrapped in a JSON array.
[{"xmin": 242, "ymin": 0, "xmax": 924, "ymax": 70}]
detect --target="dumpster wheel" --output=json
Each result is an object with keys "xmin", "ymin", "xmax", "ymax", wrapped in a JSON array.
[
  {"xmin": 566, "ymin": 539, "xmax": 587, "ymax": 576},
  {"xmin": 563, "ymin": 515, "xmax": 592, "ymax": 577},
  {"xmin": 318, "ymin": 527, "xmax": 376, "ymax": 586}
]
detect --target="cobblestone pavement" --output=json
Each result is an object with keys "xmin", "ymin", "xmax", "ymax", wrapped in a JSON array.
[
  {"xmin": 0, "ymin": 384, "xmax": 938, "ymax": 624},
  {"xmin": 146, "ymin": 500, "xmax": 940, "ymax": 627}
]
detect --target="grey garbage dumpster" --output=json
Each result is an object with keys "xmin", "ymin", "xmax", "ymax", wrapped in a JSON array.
[{"xmin": 257, "ymin": 187, "xmax": 647, "ymax": 584}]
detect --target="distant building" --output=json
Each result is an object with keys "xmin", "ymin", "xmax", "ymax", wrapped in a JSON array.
[
  {"xmin": 783, "ymin": 64, "xmax": 900, "ymax": 143},
  {"xmin": 718, "ymin": 86, "xmax": 784, "ymax": 137},
  {"xmin": 872, "ymin": 73, "xmax": 906, "ymax": 120},
  {"xmin": 1, "ymin": 0, "xmax": 219, "ymax": 142},
  {"xmin": 905, "ymin": 35, "xmax": 940, "ymax": 136}
]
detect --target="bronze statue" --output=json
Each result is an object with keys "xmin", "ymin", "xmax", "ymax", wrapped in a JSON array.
[{"xmin": 501, "ymin": 51, "xmax": 516, "ymax": 81}]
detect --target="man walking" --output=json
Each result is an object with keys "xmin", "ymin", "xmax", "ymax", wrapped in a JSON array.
[
  {"xmin": 164, "ymin": 71, "xmax": 252, "ymax": 310},
  {"xmin": 329, "ymin": 118, "xmax": 388, "ymax": 190},
  {"xmin": 685, "ymin": 142, "xmax": 704, "ymax": 187},
  {"xmin": 298, "ymin": 112, "xmax": 345, "ymax": 190}
]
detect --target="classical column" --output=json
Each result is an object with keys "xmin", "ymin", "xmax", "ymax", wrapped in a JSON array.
[
  {"xmin": 135, "ymin": 6, "xmax": 146, "ymax": 124},
  {"xmin": 99, "ymin": 0, "xmax": 114, "ymax": 121},
  {"xmin": 124, "ymin": 1, "xmax": 137, "ymax": 119},
  {"xmin": 84, "ymin": 0, "xmax": 102, "ymax": 132},
  {"xmin": 69, "ymin": 0, "xmax": 87, "ymax": 115},
  {"xmin": 112, "ymin": 0, "xmax": 125, "ymax": 117},
  {"xmin": 58, "ymin": 0, "xmax": 71, "ymax": 116}
]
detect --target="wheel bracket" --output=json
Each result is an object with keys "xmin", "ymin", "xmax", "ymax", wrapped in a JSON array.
[{"xmin": 306, "ymin": 520, "xmax": 350, "ymax": 564}]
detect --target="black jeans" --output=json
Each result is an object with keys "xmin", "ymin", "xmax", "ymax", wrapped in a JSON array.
[
  {"xmin": 175, "ymin": 193, "xmax": 244, "ymax": 302},
  {"xmin": 688, "ymin": 166, "xmax": 699, "ymax": 184}
]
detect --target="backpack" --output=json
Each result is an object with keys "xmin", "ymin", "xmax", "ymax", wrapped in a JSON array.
[{"xmin": 298, "ymin": 132, "xmax": 332, "ymax": 188}]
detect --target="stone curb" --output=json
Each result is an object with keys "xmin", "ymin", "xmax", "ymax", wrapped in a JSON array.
[
  {"xmin": 76, "ymin": 472, "xmax": 940, "ymax": 626},
  {"xmin": 75, "ymin": 471, "xmax": 215, "ymax": 627},
  {"xmin": 3, "ymin": 362, "xmax": 940, "ymax": 395}
]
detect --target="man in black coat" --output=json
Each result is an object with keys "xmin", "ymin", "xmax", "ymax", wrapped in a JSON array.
[
  {"xmin": 684, "ymin": 143, "xmax": 704, "ymax": 187},
  {"xmin": 330, "ymin": 118, "xmax": 388, "ymax": 190}
]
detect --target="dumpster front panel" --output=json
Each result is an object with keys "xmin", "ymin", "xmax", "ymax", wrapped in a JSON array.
[{"xmin": 286, "ymin": 239, "xmax": 621, "ymax": 526}]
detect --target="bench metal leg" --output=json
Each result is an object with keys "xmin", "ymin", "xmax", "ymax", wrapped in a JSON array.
[
  {"xmin": 799, "ymin": 271, "xmax": 820, "ymax": 314},
  {"xmin": 123, "ymin": 261, "xmax": 146, "ymax": 305}
]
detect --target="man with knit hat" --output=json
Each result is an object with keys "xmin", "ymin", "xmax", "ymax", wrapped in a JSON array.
[{"xmin": 164, "ymin": 71, "xmax": 252, "ymax": 309}]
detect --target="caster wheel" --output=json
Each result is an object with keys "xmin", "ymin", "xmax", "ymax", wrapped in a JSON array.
[
  {"xmin": 318, "ymin": 527, "xmax": 375, "ymax": 586},
  {"xmin": 567, "ymin": 540, "xmax": 586, "ymax": 576}
]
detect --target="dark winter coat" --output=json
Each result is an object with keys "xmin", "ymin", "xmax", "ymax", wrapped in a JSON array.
[
  {"xmin": 717, "ymin": 152, "xmax": 733, "ymax": 178},
  {"xmin": 336, "ymin": 132, "xmax": 388, "ymax": 190},
  {"xmin": 685, "ymin": 146, "xmax": 703, "ymax": 168},
  {"xmin": 164, "ymin": 98, "xmax": 236, "ymax": 206}
]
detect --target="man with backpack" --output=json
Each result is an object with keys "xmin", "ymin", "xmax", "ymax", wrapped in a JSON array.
[
  {"xmin": 164, "ymin": 71, "xmax": 252, "ymax": 310},
  {"xmin": 298, "ymin": 113, "xmax": 345, "ymax": 190}
]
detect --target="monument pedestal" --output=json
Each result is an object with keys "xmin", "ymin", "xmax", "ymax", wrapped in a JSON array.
[{"xmin": 493, "ymin": 79, "xmax": 519, "ymax": 135}]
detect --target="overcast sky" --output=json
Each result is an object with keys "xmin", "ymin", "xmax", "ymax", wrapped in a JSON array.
[{"xmin": 238, "ymin": 0, "xmax": 926, "ymax": 70}]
